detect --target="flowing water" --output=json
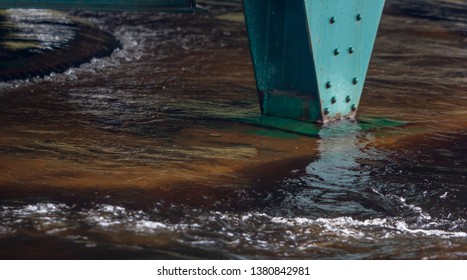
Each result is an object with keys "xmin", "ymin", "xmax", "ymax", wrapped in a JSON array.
[{"xmin": 0, "ymin": 0, "xmax": 466, "ymax": 259}]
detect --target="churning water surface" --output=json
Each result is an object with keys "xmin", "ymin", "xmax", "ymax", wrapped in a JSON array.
[{"xmin": 0, "ymin": 0, "xmax": 466, "ymax": 259}]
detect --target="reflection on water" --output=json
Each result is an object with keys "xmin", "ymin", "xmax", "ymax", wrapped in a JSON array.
[
  {"xmin": 0, "ymin": 0, "xmax": 466, "ymax": 259},
  {"xmin": 297, "ymin": 123, "xmax": 379, "ymax": 217}
]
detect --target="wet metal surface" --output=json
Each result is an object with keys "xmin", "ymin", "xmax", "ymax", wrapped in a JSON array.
[{"xmin": 0, "ymin": 0, "xmax": 466, "ymax": 259}]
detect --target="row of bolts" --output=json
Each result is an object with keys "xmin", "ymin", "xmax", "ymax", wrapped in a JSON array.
[{"xmin": 324, "ymin": 14, "xmax": 363, "ymax": 115}]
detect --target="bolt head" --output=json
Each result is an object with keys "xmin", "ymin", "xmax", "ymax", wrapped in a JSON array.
[
  {"xmin": 353, "ymin": 77, "xmax": 359, "ymax": 85},
  {"xmin": 349, "ymin": 47, "xmax": 355, "ymax": 54},
  {"xmin": 331, "ymin": 96, "xmax": 337, "ymax": 104},
  {"xmin": 351, "ymin": 104, "xmax": 357, "ymax": 111},
  {"xmin": 324, "ymin": 108, "xmax": 330, "ymax": 115},
  {"xmin": 330, "ymin": 17, "xmax": 336, "ymax": 24},
  {"xmin": 334, "ymin": 49, "xmax": 340, "ymax": 56},
  {"xmin": 356, "ymin": 14, "xmax": 362, "ymax": 21},
  {"xmin": 345, "ymin": 95, "xmax": 351, "ymax": 103},
  {"xmin": 326, "ymin": 81, "xmax": 332, "ymax": 89}
]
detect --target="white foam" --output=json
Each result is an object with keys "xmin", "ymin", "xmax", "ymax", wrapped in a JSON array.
[{"xmin": 135, "ymin": 220, "xmax": 168, "ymax": 230}]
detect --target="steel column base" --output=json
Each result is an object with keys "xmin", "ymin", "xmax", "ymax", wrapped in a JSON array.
[{"xmin": 243, "ymin": 0, "xmax": 385, "ymax": 123}]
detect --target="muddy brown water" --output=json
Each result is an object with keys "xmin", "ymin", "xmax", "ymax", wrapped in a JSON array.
[{"xmin": 0, "ymin": 0, "xmax": 466, "ymax": 259}]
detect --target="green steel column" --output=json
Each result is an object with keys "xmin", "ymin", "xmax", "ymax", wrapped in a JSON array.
[{"xmin": 243, "ymin": 0, "xmax": 385, "ymax": 123}]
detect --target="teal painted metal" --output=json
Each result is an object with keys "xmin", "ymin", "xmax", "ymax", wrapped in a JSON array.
[
  {"xmin": 243, "ymin": 0, "xmax": 385, "ymax": 123},
  {"xmin": 0, "ymin": 0, "xmax": 386, "ymax": 128},
  {"xmin": 233, "ymin": 116, "xmax": 406, "ymax": 137},
  {"xmin": 0, "ymin": 0, "xmax": 205, "ymax": 13}
]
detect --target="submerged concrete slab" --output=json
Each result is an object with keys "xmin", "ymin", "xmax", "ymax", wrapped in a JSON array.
[{"xmin": 0, "ymin": 9, "xmax": 118, "ymax": 81}]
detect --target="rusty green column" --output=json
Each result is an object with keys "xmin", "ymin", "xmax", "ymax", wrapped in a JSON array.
[{"xmin": 243, "ymin": 0, "xmax": 385, "ymax": 123}]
